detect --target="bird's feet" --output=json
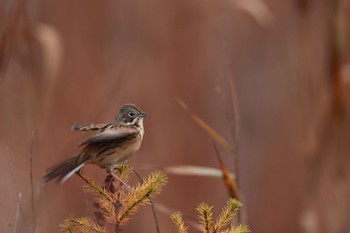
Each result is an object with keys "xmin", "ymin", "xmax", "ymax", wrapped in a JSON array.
[{"xmin": 109, "ymin": 172, "xmax": 131, "ymax": 190}]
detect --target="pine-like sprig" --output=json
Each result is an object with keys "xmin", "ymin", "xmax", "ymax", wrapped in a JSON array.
[
  {"xmin": 196, "ymin": 203, "xmax": 213, "ymax": 233},
  {"xmin": 171, "ymin": 212, "xmax": 188, "ymax": 233},
  {"xmin": 60, "ymin": 216, "xmax": 107, "ymax": 233},
  {"xmin": 117, "ymin": 170, "xmax": 167, "ymax": 226},
  {"xmin": 77, "ymin": 172, "xmax": 115, "ymax": 203},
  {"xmin": 231, "ymin": 224, "xmax": 250, "ymax": 233},
  {"xmin": 213, "ymin": 199, "xmax": 241, "ymax": 232},
  {"xmin": 218, "ymin": 224, "xmax": 250, "ymax": 233},
  {"xmin": 115, "ymin": 162, "xmax": 133, "ymax": 185},
  {"xmin": 171, "ymin": 199, "xmax": 249, "ymax": 233},
  {"xmin": 60, "ymin": 165, "xmax": 167, "ymax": 233}
]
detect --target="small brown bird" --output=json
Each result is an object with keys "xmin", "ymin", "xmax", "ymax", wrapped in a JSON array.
[{"xmin": 44, "ymin": 103, "xmax": 147, "ymax": 183}]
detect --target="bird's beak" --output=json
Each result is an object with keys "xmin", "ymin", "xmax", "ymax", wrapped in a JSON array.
[{"xmin": 140, "ymin": 111, "xmax": 147, "ymax": 117}]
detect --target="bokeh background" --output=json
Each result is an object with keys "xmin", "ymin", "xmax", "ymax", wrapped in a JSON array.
[{"xmin": 1, "ymin": 0, "xmax": 350, "ymax": 232}]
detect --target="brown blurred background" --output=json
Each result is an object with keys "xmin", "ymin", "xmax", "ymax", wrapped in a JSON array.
[{"xmin": 1, "ymin": 0, "xmax": 350, "ymax": 232}]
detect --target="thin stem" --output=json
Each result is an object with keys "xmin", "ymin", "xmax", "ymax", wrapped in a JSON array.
[{"xmin": 133, "ymin": 169, "xmax": 160, "ymax": 233}]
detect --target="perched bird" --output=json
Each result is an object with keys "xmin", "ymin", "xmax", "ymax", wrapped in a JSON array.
[{"xmin": 44, "ymin": 103, "xmax": 147, "ymax": 183}]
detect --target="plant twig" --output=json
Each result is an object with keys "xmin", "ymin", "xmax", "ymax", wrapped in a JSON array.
[
  {"xmin": 212, "ymin": 142, "xmax": 240, "ymax": 223},
  {"xmin": 227, "ymin": 67, "xmax": 241, "ymax": 189},
  {"xmin": 132, "ymin": 169, "xmax": 160, "ymax": 233},
  {"xmin": 30, "ymin": 131, "xmax": 36, "ymax": 233},
  {"xmin": 13, "ymin": 193, "xmax": 21, "ymax": 233},
  {"xmin": 212, "ymin": 142, "xmax": 239, "ymax": 200},
  {"xmin": 7, "ymin": 147, "xmax": 28, "ymax": 230}
]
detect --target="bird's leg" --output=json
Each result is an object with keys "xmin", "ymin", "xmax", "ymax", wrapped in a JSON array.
[
  {"xmin": 106, "ymin": 166, "xmax": 131, "ymax": 190},
  {"xmin": 110, "ymin": 173, "xmax": 131, "ymax": 190},
  {"xmin": 104, "ymin": 174, "xmax": 116, "ymax": 193}
]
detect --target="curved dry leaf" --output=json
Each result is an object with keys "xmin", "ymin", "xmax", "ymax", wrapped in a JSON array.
[{"xmin": 176, "ymin": 97, "xmax": 236, "ymax": 157}]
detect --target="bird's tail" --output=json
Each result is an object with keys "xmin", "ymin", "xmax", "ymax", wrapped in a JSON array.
[{"xmin": 44, "ymin": 156, "xmax": 85, "ymax": 183}]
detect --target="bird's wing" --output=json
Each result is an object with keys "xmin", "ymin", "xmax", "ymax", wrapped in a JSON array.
[
  {"xmin": 72, "ymin": 124, "xmax": 113, "ymax": 132},
  {"xmin": 78, "ymin": 127, "xmax": 138, "ymax": 148}
]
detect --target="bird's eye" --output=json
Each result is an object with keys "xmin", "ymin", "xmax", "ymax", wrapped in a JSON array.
[{"xmin": 128, "ymin": 112, "xmax": 136, "ymax": 118}]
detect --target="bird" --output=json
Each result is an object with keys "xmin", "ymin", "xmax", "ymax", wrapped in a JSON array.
[{"xmin": 44, "ymin": 103, "xmax": 147, "ymax": 183}]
